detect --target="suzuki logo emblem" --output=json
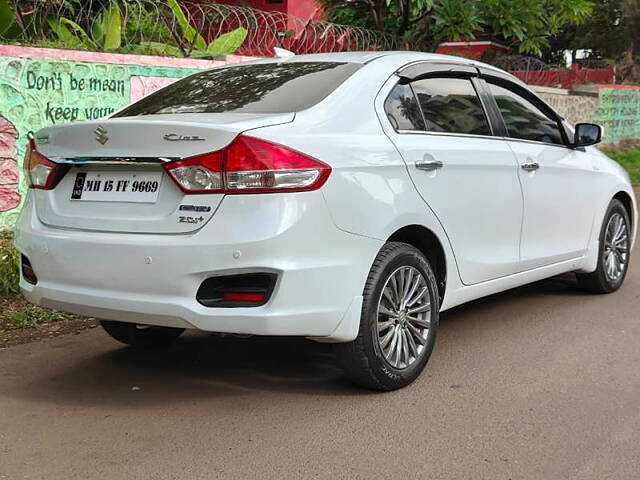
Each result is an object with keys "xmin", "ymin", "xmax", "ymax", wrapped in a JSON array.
[{"xmin": 94, "ymin": 126, "xmax": 108, "ymax": 145}]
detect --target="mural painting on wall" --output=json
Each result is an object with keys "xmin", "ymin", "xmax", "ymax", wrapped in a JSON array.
[
  {"xmin": 0, "ymin": 51, "xmax": 207, "ymax": 229},
  {"xmin": 0, "ymin": 116, "xmax": 19, "ymax": 213}
]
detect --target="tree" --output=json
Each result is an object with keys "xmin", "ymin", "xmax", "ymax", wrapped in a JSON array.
[
  {"xmin": 321, "ymin": 0, "xmax": 594, "ymax": 56},
  {"xmin": 625, "ymin": 0, "xmax": 640, "ymax": 58},
  {"xmin": 545, "ymin": 0, "xmax": 629, "ymax": 63}
]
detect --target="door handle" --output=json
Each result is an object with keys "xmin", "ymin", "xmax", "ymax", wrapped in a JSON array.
[
  {"xmin": 521, "ymin": 162, "xmax": 540, "ymax": 172},
  {"xmin": 415, "ymin": 160, "xmax": 443, "ymax": 171}
]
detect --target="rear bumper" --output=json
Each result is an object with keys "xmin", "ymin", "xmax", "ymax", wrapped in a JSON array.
[{"xmin": 15, "ymin": 192, "xmax": 382, "ymax": 342}]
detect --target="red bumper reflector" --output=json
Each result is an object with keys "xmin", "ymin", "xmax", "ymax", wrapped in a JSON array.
[{"xmin": 222, "ymin": 292, "xmax": 265, "ymax": 303}]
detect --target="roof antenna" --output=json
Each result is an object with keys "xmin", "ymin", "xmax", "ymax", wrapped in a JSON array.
[{"xmin": 274, "ymin": 47, "xmax": 295, "ymax": 59}]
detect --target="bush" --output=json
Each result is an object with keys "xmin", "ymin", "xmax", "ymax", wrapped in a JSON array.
[{"xmin": 0, "ymin": 230, "xmax": 20, "ymax": 297}]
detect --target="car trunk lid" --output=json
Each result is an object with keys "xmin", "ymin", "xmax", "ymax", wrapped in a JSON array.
[{"xmin": 32, "ymin": 113, "xmax": 294, "ymax": 234}]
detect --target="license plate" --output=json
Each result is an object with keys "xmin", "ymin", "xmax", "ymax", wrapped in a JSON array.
[{"xmin": 71, "ymin": 171, "xmax": 162, "ymax": 203}]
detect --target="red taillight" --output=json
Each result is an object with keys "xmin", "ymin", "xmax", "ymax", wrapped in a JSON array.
[
  {"xmin": 163, "ymin": 135, "xmax": 331, "ymax": 194},
  {"xmin": 23, "ymin": 139, "xmax": 62, "ymax": 190}
]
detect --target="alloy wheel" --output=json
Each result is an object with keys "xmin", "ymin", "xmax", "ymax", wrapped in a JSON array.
[
  {"xmin": 603, "ymin": 212, "xmax": 629, "ymax": 284},
  {"xmin": 376, "ymin": 266, "xmax": 432, "ymax": 369}
]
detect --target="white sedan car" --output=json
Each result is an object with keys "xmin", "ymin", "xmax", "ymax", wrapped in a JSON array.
[{"xmin": 16, "ymin": 52, "xmax": 636, "ymax": 390}]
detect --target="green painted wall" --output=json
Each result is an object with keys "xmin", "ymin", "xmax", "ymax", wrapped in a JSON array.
[{"xmin": 594, "ymin": 86, "xmax": 640, "ymax": 145}]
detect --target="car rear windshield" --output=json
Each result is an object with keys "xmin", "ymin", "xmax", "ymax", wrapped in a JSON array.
[{"xmin": 114, "ymin": 62, "xmax": 362, "ymax": 117}]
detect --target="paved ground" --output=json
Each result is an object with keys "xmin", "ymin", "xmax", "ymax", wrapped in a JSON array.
[{"xmin": 2, "ymin": 225, "xmax": 640, "ymax": 479}]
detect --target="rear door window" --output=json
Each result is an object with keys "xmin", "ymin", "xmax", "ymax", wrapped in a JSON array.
[
  {"xmin": 115, "ymin": 62, "xmax": 361, "ymax": 117},
  {"xmin": 411, "ymin": 78, "xmax": 491, "ymax": 136}
]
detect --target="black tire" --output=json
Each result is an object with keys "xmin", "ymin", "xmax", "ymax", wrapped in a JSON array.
[
  {"xmin": 100, "ymin": 320, "xmax": 184, "ymax": 348},
  {"xmin": 333, "ymin": 242, "xmax": 440, "ymax": 391},
  {"xmin": 577, "ymin": 199, "xmax": 631, "ymax": 294}
]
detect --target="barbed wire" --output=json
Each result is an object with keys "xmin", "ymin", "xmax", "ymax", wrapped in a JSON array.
[
  {"xmin": 492, "ymin": 55, "xmax": 561, "ymax": 72},
  {"xmin": 1, "ymin": 1, "xmax": 399, "ymax": 57}
]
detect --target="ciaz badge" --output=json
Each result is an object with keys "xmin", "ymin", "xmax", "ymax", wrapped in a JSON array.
[{"xmin": 163, "ymin": 133, "xmax": 205, "ymax": 142}]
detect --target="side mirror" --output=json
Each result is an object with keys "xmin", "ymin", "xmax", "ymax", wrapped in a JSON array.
[{"xmin": 573, "ymin": 123, "xmax": 602, "ymax": 148}]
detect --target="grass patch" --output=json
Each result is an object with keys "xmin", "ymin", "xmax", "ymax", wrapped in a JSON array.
[
  {"xmin": 1, "ymin": 296, "xmax": 72, "ymax": 330},
  {"xmin": 608, "ymin": 150, "xmax": 640, "ymax": 186}
]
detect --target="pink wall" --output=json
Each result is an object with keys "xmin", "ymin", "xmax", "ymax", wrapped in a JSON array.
[{"xmin": 0, "ymin": 45, "xmax": 254, "ymax": 69}]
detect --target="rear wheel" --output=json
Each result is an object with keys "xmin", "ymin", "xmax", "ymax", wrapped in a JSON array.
[
  {"xmin": 577, "ymin": 199, "xmax": 631, "ymax": 293},
  {"xmin": 334, "ymin": 242, "xmax": 439, "ymax": 391},
  {"xmin": 100, "ymin": 320, "xmax": 184, "ymax": 348}
]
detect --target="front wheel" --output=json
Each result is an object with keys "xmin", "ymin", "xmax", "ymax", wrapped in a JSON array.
[
  {"xmin": 577, "ymin": 199, "xmax": 631, "ymax": 293},
  {"xmin": 100, "ymin": 320, "xmax": 184, "ymax": 348},
  {"xmin": 334, "ymin": 242, "xmax": 439, "ymax": 391}
]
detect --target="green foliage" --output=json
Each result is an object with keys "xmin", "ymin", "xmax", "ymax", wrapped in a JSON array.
[
  {"xmin": 4, "ymin": 0, "xmax": 246, "ymax": 58},
  {"xmin": 124, "ymin": 2, "xmax": 173, "ymax": 47},
  {"xmin": 92, "ymin": 2, "xmax": 122, "ymax": 50},
  {"xmin": 482, "ymin": 0, "xmax": 594, "ymax": 56},
  {"xmin": 202, "ymin": 27, "xmax": 248, "ymax": 57},
  {"xmin": 0, "ymin": 0, "xmax": 19, "ymax": 39},
  {"xmin": 167, "ymin": 0, "xmax": 206, "ymax": 52},
  {"xmin": 321, "ymin": 0, "xmax": 594, "ymax": 56},
  {"xmin": 0, "ymin": 231, "xmax": 19, "ymax": 297},
  {"xmin": 137, "ymin": 40, "xmax": 183, "ymax": 57},
  {"xmin": 48, "ymin": 17, "xmax": 98, "ymax": 50},
  {"xmin": 432, "ymin": 0, "xmax": 481, "ymax": 43},
  {"xmin": 319, "ymin": 0, "xmax": 374, "ymax": 29},
  {"xmin": 48, "ymin": 2, "xmax": 122, "ymax": 51},
  {"xmin": 165, "ymin": 0, "xmax": 247, "ymax": 57},
  {"xmin": 547, "ymin": 0, "xmax": 634, "ymax": 63}
]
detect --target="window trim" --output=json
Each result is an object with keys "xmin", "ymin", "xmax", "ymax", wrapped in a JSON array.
[
  {"xmin": 398, "ymin": 62, "xmax": 478, "ymax": 84},
  {"xmin": 394, "ymin": 129, "xmax": 503, "ymax": 142}
]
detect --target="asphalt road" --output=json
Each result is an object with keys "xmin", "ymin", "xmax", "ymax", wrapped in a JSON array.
[{"xmin": 2, "ymin": 239, "xmax": 640, "ymax": 479}]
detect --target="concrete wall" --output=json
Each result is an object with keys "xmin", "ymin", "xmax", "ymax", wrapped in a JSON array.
[
  {"xmin": 0, "ymin": 45, "xmax": 253, "ymax": 229},
  {"xmin": 532, "ymin": 86, "xmax": 599, "ymax": 126}
]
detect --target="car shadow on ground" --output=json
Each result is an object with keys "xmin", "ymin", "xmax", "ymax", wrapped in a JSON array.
[{"xmin": 8, "ymin": 272, "xmax": 602, "ymax": 406}]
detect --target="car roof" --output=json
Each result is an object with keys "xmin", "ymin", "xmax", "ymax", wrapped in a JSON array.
[
  {"xmin": 279, "ymin": 50, "xmax": 499, "ymax": 68},
  {"xmin": 216, "ymin": 50, "xmax": 525, "ymax": 89},
  {"xmin": 279, "ymin": 51, "xmax": 407, "ymax": 64},
  {"xmin": 272, "ymin": 50, "xmax": 521, "ymax": 82}
]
